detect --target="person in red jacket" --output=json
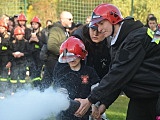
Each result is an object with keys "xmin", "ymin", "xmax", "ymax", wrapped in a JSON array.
[{"xmin": 74, "ymin": 3, "xmax": 160, "ymax": 120}]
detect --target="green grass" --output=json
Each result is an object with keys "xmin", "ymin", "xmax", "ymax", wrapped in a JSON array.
[{"xmin": 106, "ymin": 95, "xmax": 129, "ymax": 120}]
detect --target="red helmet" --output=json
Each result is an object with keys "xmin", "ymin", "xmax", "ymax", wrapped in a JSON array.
[
  {"xmin": 30, "ymin": 16, "xmax": 41, "ymax": 27},
  {"xmin": 89, "ymin": 3, "xmax": 123, "ymax": 27},
  {"xmin": 17, "ymin": 13, "xmax": 27, "ymax": 21},
  {"xmin": 0, "ymin": 20, "xmax": 8, "ymax": 30},
  {"xmin": 14, "ymin": 26, "xmax": 25, "ymax": 35},
  {"xmin": 59, "ymin": 36, "xmax": 88, "ymax": 63}
]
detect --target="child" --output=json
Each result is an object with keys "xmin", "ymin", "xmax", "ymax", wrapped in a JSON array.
[
  {"xmin": 29, "ymin": 16, "xmax": 44, "ymax": 88},
  {"xmin": 53, "ymin": 36, "xmax": 100, "ymax": 120},
  {"xmin": 10, "ymin": 26, "xmax": 30, "ymax": 93},
  {"xmin": 0, "ymin": 20, "xmax": 11, "ymax": 97}
]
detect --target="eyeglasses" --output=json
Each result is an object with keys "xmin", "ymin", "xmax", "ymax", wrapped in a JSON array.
[{"xmin": 67, "ymin": 18, "xmax": 73, "ymax": 21}]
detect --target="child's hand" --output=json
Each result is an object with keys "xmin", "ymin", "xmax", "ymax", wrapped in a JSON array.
[
  {"xmin": 12, "ymin": 52, "xmax": 24, "ymax": 58},
  {"xmin": 29, "ymin": 37, "xmax": 39, "ymax": 42},
  {"xmin": 6, "ymin": 62, "xmax": 11, "ymax": 68},
  {"xmin": 12, "ymin": 52, "xmax": 20, "ymax": 58}
]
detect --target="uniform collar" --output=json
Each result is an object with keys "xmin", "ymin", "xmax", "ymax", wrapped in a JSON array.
[{"xmin": 111, "ymin": 22, "xmax": 123, "ymax": 46}]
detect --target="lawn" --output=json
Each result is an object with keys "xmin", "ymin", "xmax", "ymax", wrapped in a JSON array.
[{"xmin": 106, "ymin": 95, "xmax": 129, "ymax": 120}]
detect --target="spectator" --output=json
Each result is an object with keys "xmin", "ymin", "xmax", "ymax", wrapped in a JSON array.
[
  {"xmin": 144, "ymin": 13, "xmax": 155, "ymax": 27},
  {"xmin": 148, "ymin": 16, "xmax": 158, "ymax": 32},
  {"xmin": 0, "ymin": 20, "xmax": 11, "ymax": 97},
  {"xmin": 85, "ymin": 16, "xmax": 91, "ymax": 24},
  {"xmin": 41, "ymin": 19, "xmax": 53, "ymax": 40},
  {"xmin": 29, "ymin": 16, "xmax": 45, "ymax": 88},
  {"xmin": 10, "ymin": 26, "xmax": 30, "ymax": 93}
]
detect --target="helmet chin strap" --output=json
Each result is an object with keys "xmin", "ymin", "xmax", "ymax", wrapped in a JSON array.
[{"xmin": 110, "ymin": 25, "xmax": 115, "ymax": 37}]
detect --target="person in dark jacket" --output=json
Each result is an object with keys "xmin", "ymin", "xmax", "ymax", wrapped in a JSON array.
[
  {"xmin": 29, "ymin": 16, "xmax": 45, "ymax": 88},
  {"xmin": 10, "ymin": 26, "xmax": 30, "ymax": 93},
  {"xmin": 74, "ymin": 3, "xmax": 160, "ymax": 120},
  {"xmin": 72, "ymin": 24, "xmax": 111, "ymax": 120},
  {"xmin": 0, "ymin": 20, "xmax": 11, "ymax": 96},
  {"xmin": 72, "ymin": 24, "xmax": 111, "ymax": 79},
  {"xmin": 53, "ymin": 36, "xmax": 100, "ymax": 120}
]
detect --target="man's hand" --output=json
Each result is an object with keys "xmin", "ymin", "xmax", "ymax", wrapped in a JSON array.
[
  {"xmin": 98, "ymin": 104, "xmax": 106, "ymax": 115},
  {"xmin": 74, "ymin": 98, "xmax": 92, "ymax": 117},
  {"xmin": 91, "ymin": 105, "xmax": 101, "ymax": 119}
]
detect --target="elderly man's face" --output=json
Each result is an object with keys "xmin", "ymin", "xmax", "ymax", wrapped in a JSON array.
[{"xmin": 61, "ymin": 12, "xmax": 73, "ymax": 28}]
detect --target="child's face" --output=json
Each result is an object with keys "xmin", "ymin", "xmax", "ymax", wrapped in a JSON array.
[
  {"xmin": 31, "ymin": 22, "xmax": 39, "ymax": 30},
  {"xmin": 15, "ymin": 34, "xmax": 24, "ymax": 40},
  {"xmin": 0, "ymin": 26, "xmax": 6, "ymax": 33},
  {"xmin": 18, "ymin": 20, "xmax": 26, "ymax": 26},
  {"xmin": 68, "ymin": 57, "xmax": 81, "ymax": 68}
]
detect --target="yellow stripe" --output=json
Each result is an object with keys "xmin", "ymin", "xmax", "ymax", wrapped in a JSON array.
[
  {"xmin": 19, "ymin": 80, "xmax": 26, "ymax": 83},
  {"xmin": 147, "ymin": 28, "xmax": 154, "ymax": 38},
  {"xmin": 2, "ymin": 46, "xmax": 7, "ymax": 50},
  {"xmin": 0, "ymin": 78, "xmax": 8, "ymax": 82},
  {"xmin": 35, "ymin": 44, "xmax": 40, "ymax": 49},
  {"xmin": 10, "ymin": 80, "xmax": 18, "ymax": 83},
  {"xmin": 32, "ymin": 77, "xmax": 41, "ymax": 82}
]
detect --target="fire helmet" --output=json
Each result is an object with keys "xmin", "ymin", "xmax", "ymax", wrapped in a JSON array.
[
  {"xmin": 89, "ymin": 3, "xmax": 123, "ymax": 27},
  {"xmin": 0, "ymin": 20, "xmax": 8, "ymax": 30},
  {"xmin": 14, "ymin": 26, "xmax": 25, "ymax": 35},
  {"xmin": 17, "ymin": 13, "xmax": 27, "ymax": 21},
  {"xmin": 59, "ymin": 36, "xmax": 88, "ymax": 63},
  {"xmin": 30, "ymin": 16, "xmax": 41, "ymax": 27}
]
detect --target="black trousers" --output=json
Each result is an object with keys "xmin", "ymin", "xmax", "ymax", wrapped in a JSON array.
[{"xmin": 126, "ymin": 98, "xmax": 158, "ymax": 120}]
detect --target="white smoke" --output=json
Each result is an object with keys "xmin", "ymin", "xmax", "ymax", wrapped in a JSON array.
[{"xmin": 0, "ymin": 87, "xmax": 70, "ymax": 120}]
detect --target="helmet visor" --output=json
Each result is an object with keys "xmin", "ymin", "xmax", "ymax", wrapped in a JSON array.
[
  {"xmin": 89, "ymin": 17, "xmax": 104, "ymax": 27},
  {"xmin": 58, "ymin": 52, "xmax": 79, "ymax": 63}
]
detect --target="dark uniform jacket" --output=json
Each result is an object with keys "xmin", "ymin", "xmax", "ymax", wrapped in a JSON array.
[
  {"xmin": 53, "ymin": 62, "xmax": 100, "ymax": 120},
  {"xmin": 0, "ymin": 32, "xmax": 11, "ymax": 56},
  {"xmin": 88, "ymin": 17, "xmax": 160, "ymax": 108},
  {"xmin": 10, "ymin": 39, "xmax": 30, "ymax": 64},
  {"xmin": 53, "ymin": 62, "xmax": 100, "ymax": 99},
  {"xmin": 29, "ymin": 31, "xmax": 44, "ymax": 53}
]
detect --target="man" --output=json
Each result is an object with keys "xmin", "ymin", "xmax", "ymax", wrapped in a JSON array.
[
  {"xmin": 74, "ymin": 3, "xmax": 160, "ymax": 120},
  {"xmin": 40, "ymin": 11, "xmax": 73, "ymax": 90},
  {"xmin": 148, "ymin": 16, "xmax": 158, "ymax": 32}
]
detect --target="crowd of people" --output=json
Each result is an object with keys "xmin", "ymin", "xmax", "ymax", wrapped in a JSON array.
[{"xmin": 0, "ymin": 3, "xmax": 160, "ymax": 120}]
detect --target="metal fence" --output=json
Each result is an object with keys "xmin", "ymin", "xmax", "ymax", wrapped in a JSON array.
[
  {"xmin": 0, "ymin": 0, "xmax": 25, "ymax": 17},
  {"xmin": 57, "ymin": 0, "xmax": 106, "ymax": 24},
  {"xmin": 0, "ymin": 0, "xmax": 106, "ymax": 25}
]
